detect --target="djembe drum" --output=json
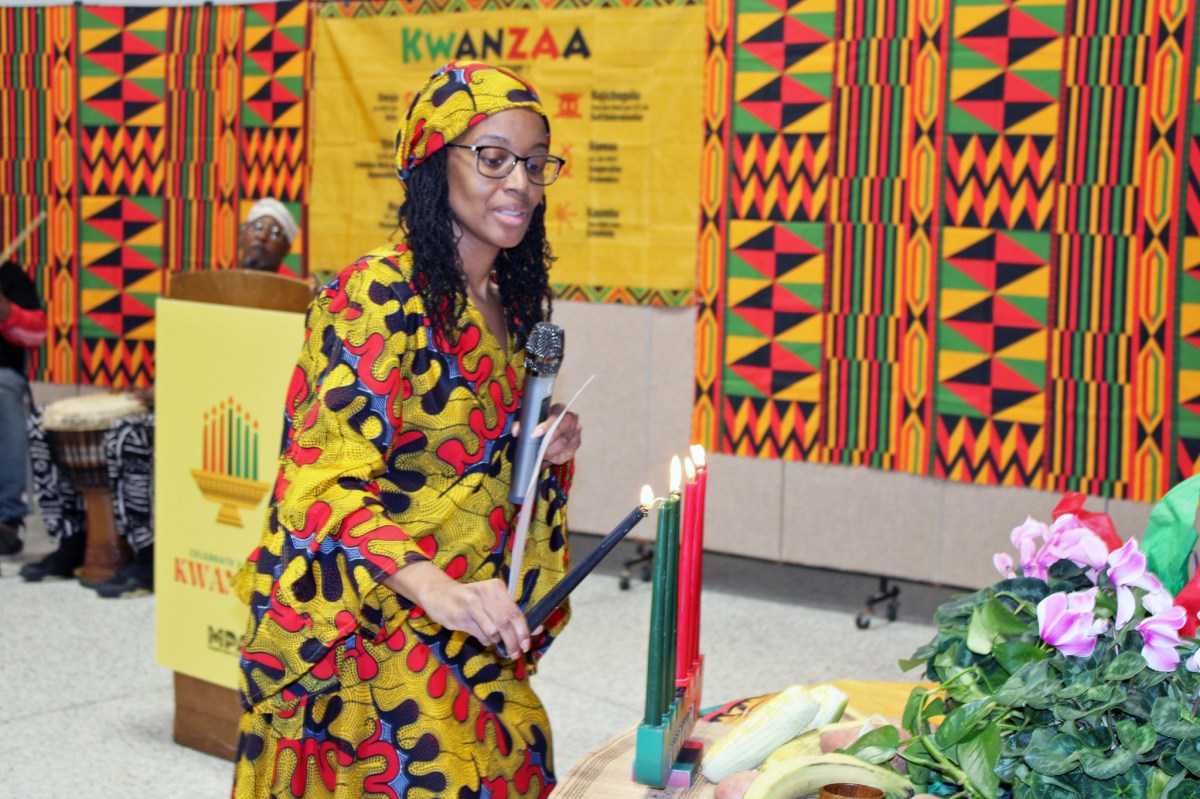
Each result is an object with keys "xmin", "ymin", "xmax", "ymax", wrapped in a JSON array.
[{"xmin": 41, "ymin": 392, "xmax": 148, "ymax": 584}]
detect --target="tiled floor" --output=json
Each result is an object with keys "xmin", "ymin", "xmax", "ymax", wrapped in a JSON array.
[{"xmin": 1, "ymin": 519, "xmax": 952, "ymax": 798}]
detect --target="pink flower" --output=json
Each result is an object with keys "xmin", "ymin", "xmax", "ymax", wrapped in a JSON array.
[
  {"xmin": 1037, "ymin": 588, "xmax": 1101, "ymax": 657},
  {"xmin": 1137, "ymin": 606, "xmax": 1187, "ymax": 672},
  {"xmin": 1140, "ymin": 574, "xmax": 1175, "ymax": 616},
  {"xmin": 1106, "ymin": 540, "xmax": 1162, "ymax": 629},
  {"xmin": 1041, "ymin": 514, "xmax": 1110, "ymax": 572},
  {"xmin": 1011, "ymin": 516, "xmax": 1049, "ymax": 580},
  {"xmin": 1186, "ymin": 647, "xmax": 1200, "ymax": 674},
  {"xmin": 993, "ymin": 552, "xmax": 1016, "ymax": 579}
]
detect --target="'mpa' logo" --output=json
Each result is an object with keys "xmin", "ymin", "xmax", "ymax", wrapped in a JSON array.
[
  {"xmin": 401, "ymin": 26, "xmax": 592, "ymax": 64},
  {"xmin": 208, "ymin": 626, "xmax": 239, "ymax": 655}
]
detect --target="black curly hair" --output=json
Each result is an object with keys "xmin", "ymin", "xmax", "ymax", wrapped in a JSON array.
[{"xmin": 397, "ymin": 148, "xmax": 554, "ymax": 344}]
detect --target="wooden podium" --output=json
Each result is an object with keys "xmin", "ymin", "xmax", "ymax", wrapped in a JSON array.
[{"xmin": 158, "ymin": 269, "xmax": 313, "ymax": 761}]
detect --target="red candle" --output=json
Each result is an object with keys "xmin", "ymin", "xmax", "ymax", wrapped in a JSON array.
[
  {"xmin": 676, "ymin": 458, "xmax": 698, "ymax": 683},
  {"xmin": 689, "ymin": 444, "xmax": 707, "ymax": 663}
]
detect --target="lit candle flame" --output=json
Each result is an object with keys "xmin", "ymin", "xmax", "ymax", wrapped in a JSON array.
[
  {"xmin": 670, "ymin": 455, "xmax": 682, "ymax": 493},
  {"xmin": 684, "ymin": 457, "xmax": 696, "ymax": 480},
  {"xmin": 690, "ymin": 443, "xmax": 706, "ymax": 469},
  {"xmin": 640, "ymin": 484, "xmax": 654, "ymax": 508}
]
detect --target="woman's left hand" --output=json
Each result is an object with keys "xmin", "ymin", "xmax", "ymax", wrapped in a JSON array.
[{"xmin": 536, "ymin": 404, "xmax": 581, "ymax": 465}]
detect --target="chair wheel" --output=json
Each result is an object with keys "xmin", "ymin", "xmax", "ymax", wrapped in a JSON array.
[
  {"xmin": 855, "ymin": 613, "xmax": 871, "ymax": 630},
  {"xmin": 886, "ymin": 602, "xmax": 899, "ymax": 622},
  {"xmin": 619, "ymin": 575, "xmax": 631, "ymax": 590},
  {"xmin": 640, "ymin": 565, "xmax": 651, "ymax": 582}
]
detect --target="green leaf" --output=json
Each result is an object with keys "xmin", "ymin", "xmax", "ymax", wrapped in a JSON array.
[
  {"xmin": 1023, "ymin": 771, "xmax": 1083, "ymax": 799},
  {"xmin": 958, "ymin": 723, "xmax": 1002, "ymax": 799},
  {"xmin": 1024, "ymin": 729, "xmax": 1083, "ymax": 776},
  {"xmin": 984, "ymin": 596, "xmax": 1031, "ymax": 635},
  {"xmin": 1104, "ymin": 651, "xmax": 1150, "ymax": 681},
  {"xmin": 900, "ymin": 737, "xmax": 934, "ymax": 789},
  {"xmin": 968, "ymin": 607, "xmax": 996, "ymax": 655},
  {"xmin": 1080, "ymin": 746, "xmax": 1136, "ymax": 779},
  {"xmin": 1116, "ymin": 719, "xmax": 1158, "ymax": 755},
  {"xmin": 901, "ymin": 687, "xmax": 929, "ymax": 735},
  {"xmin": 1178, "ymin": 738, "xmax": 1200, "ymax": 777},
  {"xmin": 844, "ymin": 725, "xmax": 901, "ymax": 765},
  {"xmin": 1123, "ymin": 691, "xmax": 1155, "ymax": 719},
  {"xmin": 934, "ymin": 698, "xmax": 996, "ymax": 749},
  {"xmin": 1078, "ymin": 762, "xmax": 1147, "ymax": 799},
  {"xmin": 1152, "ymin": 697, "xmax": 1200, "ymax": 740},
  {"xmin": 994, "ymin": 640, "xmax": 1048, "ymax": 675},
  {"xmin": 1136, "ymin": 667, "xmax": 1174, "ymax": 690},
  {"xmin": 1168, "ymin": 779, "xmax": 1200, "ymax": 799}
]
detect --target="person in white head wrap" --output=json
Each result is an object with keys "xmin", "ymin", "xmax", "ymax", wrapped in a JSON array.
[{"xmin": 239, "ymin": 197, "xmax": 299, "ymax": 272}]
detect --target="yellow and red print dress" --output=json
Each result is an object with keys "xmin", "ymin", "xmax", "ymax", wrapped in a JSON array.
[{"xmin": 232, "ymin": 244, "xmax": 573, "ymax": 799}]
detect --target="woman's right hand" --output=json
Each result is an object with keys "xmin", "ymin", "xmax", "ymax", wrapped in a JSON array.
[{"xmin": 384, "ymin": 561, "xmax": 533, "ymax": 656}]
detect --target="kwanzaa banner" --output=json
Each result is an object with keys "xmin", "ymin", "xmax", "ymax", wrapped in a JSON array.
[
  {"xmin": 693, "ymin": 0, "xmax": 1200, "ymax": 503},
  {"xmin": 309, "ymin": 3, "xmax": 706, "ymax": 305}
]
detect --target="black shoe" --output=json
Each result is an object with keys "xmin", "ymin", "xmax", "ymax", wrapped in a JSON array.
[
  {"xmin": 0, "ymin": 520, "xmax": 23, "ymax": 556},
  {"xmin": 19, "ymin": 536, "xmax": 86, "ymax": 581},
  {"xmin": 94, "ymin": 555, "xmax": 153, "ymax": 598}
]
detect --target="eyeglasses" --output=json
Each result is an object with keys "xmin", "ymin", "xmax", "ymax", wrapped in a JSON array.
[
  {"xmin": 446, "ymin": 144, "xmax": 565, "ymax": 186},
  {"xmin": 242, "ymin": 219, "xmax": 286, "ymax": 241}
]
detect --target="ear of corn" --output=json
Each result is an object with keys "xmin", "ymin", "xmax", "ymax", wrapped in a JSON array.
[{"xmin": 702, "ymin": 683, "xmax": 849, "ymax": 783}]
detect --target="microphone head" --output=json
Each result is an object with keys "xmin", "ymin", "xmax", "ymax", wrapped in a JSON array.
[{"xmin": 525, "ymin": 322, "xmax": 564, "ymax": 375}]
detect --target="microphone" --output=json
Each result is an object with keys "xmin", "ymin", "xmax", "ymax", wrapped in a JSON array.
[{"xmin": 509, "ymin": 322, "xmax": 564, "ymax": 505}]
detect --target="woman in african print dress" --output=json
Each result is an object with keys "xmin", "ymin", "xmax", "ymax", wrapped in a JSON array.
[{"xmin": 232, "ymin": 62, "xmax": 582, "ymax": 799}]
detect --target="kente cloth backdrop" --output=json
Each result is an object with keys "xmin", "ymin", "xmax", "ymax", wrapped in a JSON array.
[
  {"xmin": 693, "ymin": 0, "xmax": 1200, "ymax": 503},
  {"xmin": 0, "ymin": 1, "xmax": 312, "ymax": 387},
  {"xmin": 309, "ymin": 1, "xmax": 704, "ymax": 305}
]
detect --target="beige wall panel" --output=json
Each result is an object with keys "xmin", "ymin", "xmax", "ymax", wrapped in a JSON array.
[
  {"xmin": 938, "ymin": 483, "xmax": 1068, "ymax": 588},
  {"xmin": 552, "ymin": 301, "xmax": 656, "ymax": 535},
  {"xmin": 646, "ymin": 307, "xmax": 697, "ymax": 492},
  {"xmin": 1103, "ymin": 497, "xmax": 1153, "ymax": 541},
  {"xmin": 704, "ymin": 452, "xmax": 784, "ymax": 561},
  {"xmin": 782, "ymin": 461, "xmax": 943, "ymax": 581}
]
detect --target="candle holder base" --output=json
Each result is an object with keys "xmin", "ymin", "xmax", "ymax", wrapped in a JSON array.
[{"xmin": 633, "ymin": 656, "xmax": 704, "ymax": 788}]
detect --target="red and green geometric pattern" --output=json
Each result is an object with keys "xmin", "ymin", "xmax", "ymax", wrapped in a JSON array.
[
  {"xmin": 697, "ymin": 0, "xmax": 1200, "ymax": 502},
  {"xmin": 240, "ymin": 1, "xmax": 310, "ymax": 280},
  {"xmin": 0, "ymin": 6, "xmax": 78, "ymax": 383},
  {"xmin": 933, "ymin": 0, "xmax": 1063, "ymax": 488},
  {"xmin": 1179, "ymin": 20, "xmax": 1200, "ymax": 480},
  {"xmin": 0, "ymin": 2, "xmax": 314, "ymax": 387},
  {"xmin": 77, "ymin": 4, "xmax": 167, "ymax": 388}
]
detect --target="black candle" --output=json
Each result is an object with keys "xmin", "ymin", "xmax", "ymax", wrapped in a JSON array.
[{"xmin": 497, "ymin": 497, "xmax": 651, "ymax": 659}]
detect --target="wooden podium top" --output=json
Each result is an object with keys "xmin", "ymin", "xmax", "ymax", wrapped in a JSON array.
[{"xmin": 167, "ymin": 269, "xmax": 314, "ymax": 313}]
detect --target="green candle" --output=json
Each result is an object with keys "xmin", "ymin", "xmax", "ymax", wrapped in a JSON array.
[
  {"xmin": 253, "ymin": 423, "xmax": 259, "ymax": 479},
  {"xmin": 661, "ymin": 456, "xmax": 682, "ymax": 711},
  {"xmin": 644, "ymin": 485, "xmax": 669, "ymax": 726},
  {"xmin": 664, "ymin": 486, "xmax": 680, "ymax": 703},
  {"xmin": 226, "ymin": 405, "xmax": 233, "ymax": 476}
]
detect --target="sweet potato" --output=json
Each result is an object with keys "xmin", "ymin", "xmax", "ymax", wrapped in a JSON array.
[{"xmin": 714, "ymin": 770, "xmax": 759, "ymax": 799}]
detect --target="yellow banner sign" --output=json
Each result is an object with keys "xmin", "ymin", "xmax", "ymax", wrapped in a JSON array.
[
  {"xmin": 154, "ymin": 299, "xmax": 304, "ymax": 687},
  {"xmin": 311, "ymin": 7, "xmax": 706, "ymax": 294}
]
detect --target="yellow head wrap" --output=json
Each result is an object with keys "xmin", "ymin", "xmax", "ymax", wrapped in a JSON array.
[{"xmin": 394, "ymin": 61, "xmax": 549, "ymax": 182}]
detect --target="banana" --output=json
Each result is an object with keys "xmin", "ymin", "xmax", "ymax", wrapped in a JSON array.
[
  {"xmin": 759, "ymin": 728, "xmax": 823, "ymax": 769},
  {"xmin": 742, "ymin": 753, "xmax": 914, "ymax": 799}
]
